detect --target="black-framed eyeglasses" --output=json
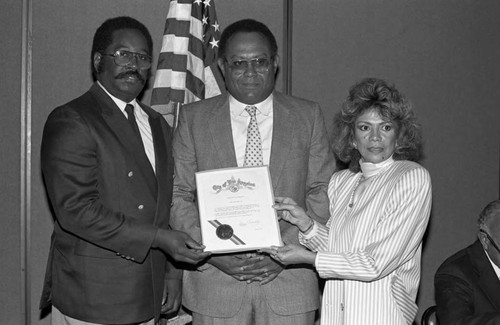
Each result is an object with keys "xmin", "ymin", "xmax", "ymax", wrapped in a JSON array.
[
  {"xmin": 479, "ymin": 229, "xmax": 500, "ymax": 254},
  {"xmin": 225, "ymin": 57, "xmax": 273, "ymax": 73},
  {"xmin": 101, "ymin": 50, "xmax": 152, "ymax": 68}
]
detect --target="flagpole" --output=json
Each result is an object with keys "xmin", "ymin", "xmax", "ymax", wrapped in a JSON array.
[{"xmin": 173, "ymin": 102, "xmax": 182, "ymax": 131}]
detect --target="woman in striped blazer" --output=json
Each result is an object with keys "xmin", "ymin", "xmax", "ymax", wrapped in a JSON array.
[{"xmin": 263, "ymin": 77, "xmax": 432, "ymax": 325}]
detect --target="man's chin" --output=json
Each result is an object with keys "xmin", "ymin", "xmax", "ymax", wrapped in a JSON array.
[
  {"xmin": 239, "ymin": 94, "xmax": 265, "ymax": 105},
  {"xmin": 114, "ymin": 84, "xmax": 144, "ymax": 101}
]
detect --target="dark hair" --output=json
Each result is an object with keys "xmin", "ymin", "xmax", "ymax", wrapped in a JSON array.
[
  {"xmin": 332, "ymin": 77, "xmax": 422, "ymax": 172},
  {"xmin": 91, "ymin": 16, "xmax": 153, "ymax": 76},
  {"xmin": 478, "ymin": 200, "xmax": 500, "ymax": 229},
  {"xmin": 218, "ymin": 19, "xmax": 278, "ymax": 59}
]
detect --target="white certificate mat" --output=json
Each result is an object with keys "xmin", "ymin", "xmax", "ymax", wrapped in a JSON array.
[{"xmin": 195, "ymin": 166, "xmax": 282, "ymax": 253}]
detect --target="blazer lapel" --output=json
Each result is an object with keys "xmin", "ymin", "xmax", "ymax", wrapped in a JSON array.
[
  {"xmin": 471, "ymin": 240, "xmax": 500, "ymax": 309},
  {"xmin": 148, "ymin": 113, "xmax": 167, "ymax": 183},
  {"xmin": 269, "ymin": 93, "xmax": 294, "ymax": 191},
  {"xmin": 144, "ymin": 106, "xmax": 170, "ymax": 224},
  {"xmin": 208, "ymin": 96, "xmax": 238, "ymax": 168},
  {"xmin": 90, "ymin": 85, "xmax": 157, "ymax": 197}
]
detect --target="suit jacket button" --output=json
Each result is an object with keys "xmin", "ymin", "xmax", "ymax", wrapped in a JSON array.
[
  {"xmin": 138, "ymin": 205, "xmax": 144, "ymax": 210},
  {"xmin": 128, "ymin": 171, "xmax": 134, "ymax": 177}
]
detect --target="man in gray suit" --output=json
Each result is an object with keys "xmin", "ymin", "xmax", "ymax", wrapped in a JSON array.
[{"xmin": 170, "ymin": 19, "xmax": 336, "ymax": 324}]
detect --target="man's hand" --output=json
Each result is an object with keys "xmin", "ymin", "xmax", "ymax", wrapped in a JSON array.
[
  {"xmin": 153, "ymin": 228, "xmax": 211, "ymax": 264},
  {"xmin": 208, "ymin": 254, "xmax": 262, "ymax": 281},
  {"xmin": 208, "ymin": 253, "xmax": 283, "ymax": 284},
  {"xmin": 240, "ymin": 254, "xmax": 284, "ymax": 285},
  {"xmin": 161, "ymin": 278, "xmax": 182, "ymax": 316}
]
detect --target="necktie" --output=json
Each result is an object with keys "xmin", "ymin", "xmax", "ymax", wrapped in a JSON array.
[
  {"xmin": 243, "ymin": 105, "xmax": 263, "ymax": 166},
  {"xmin": 125, "ymin": 104, "xmax": 143, "ymax": 142}
]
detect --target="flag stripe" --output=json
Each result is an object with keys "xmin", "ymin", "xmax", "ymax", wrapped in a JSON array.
[
  {"xmin": 160, "ymin": 35, "xmax": 189, "ymax": 54},
  {"xmin": 156, "ymin": 52, "xmax": 188, "ymax": 74},
  {"xmin": 153, "ymin": 69, "xmax": 186, "ymax": 89},
  {"xmin": 185, "ymin": 70, "xmax": 205, "ymax": 96},
  {"xmin": 167, "ymin": 2, "xmax": 191, "ymax": 21}
]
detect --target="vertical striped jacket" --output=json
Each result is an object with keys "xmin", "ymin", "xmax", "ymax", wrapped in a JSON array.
[{"xmin": 301, "ymin": 160, "xmax": 432, "ymax": 325}]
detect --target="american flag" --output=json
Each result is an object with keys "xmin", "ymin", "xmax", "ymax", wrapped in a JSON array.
[{"xmin": 151, "ymin": 0, "xmax": 225, "ymax": 127}]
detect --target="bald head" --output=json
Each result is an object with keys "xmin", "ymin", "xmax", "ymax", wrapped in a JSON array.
[{"xmin": 478, "ymin": 200, "xmax": 500, "ymax": 230}]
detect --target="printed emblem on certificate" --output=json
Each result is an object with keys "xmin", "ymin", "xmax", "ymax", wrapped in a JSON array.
[{"xmin": 195, "ymin": 166, "xmax": 282, "ymax": 253}]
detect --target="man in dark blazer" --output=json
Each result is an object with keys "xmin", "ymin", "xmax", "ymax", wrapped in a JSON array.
[
  {"xmin": 170, "ymin": 19, "xmax": 336, "ymax": 324},
  {"xmin": 435, "ymin": 199, "xmax": 500, "ymax": 325},
  {"xmin": 40, "ymin": 17, "xmax": 209, "ymax": 325}
]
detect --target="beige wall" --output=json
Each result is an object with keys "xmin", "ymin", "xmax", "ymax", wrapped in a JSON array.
[
  {"xmin": 2, "ymin": 1, "xmax": 499, "ymax": 324},
  {"xmin": 1, "ymin": 0, "xmax": 24, "ymax": 324}
]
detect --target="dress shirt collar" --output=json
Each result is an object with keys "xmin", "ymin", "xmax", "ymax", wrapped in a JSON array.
[
  {"xmin": 229, "ymin": 93, "xmax": 273, "ymax": 118},
  {"xmin": 485, "ymin": 249, "xmax": 500, "ymax": 279},
  {"xmin": 97, "ymin": 81, "xmax": 138, "ymax": 115}
]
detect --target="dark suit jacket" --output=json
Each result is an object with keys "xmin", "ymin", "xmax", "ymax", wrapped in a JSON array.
[
  {"xmin": 170, "ymin": 92, "xmax": 336, "ymax": 317},
  {"xmin": 435, "ymin": 240, "xmax": 500, "ymax": 325},
  {"xmin": 40, "ymin": 83, "xmax": 176, "ymax": 324}
]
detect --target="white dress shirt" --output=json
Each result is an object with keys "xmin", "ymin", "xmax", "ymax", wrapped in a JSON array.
[
  {"xmin": 300, "ymin": 160, "xmax": 432, "ymax": 325},
  {"xmin": 229, "ymin": 94, "xmax": 273, "ymax": 167},
  {"xmin": 97, "ymin": 81, "xmax": 156, "ymax": 172},
  {"xmin": 485, "ymin": 250, "xmax": 500, "ymax": 280}
]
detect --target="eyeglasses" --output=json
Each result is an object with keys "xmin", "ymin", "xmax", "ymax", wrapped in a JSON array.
[
  {"xmin": 480, "ymin": 229, "xmax": 500, "ymax": 254},
  {"xmin": 225, "ymin": 57, "xmax": 272, "ymax": 73},
  {"xmin": 101, "ymin": 50, "xmax": 152, "ymax": 68}
]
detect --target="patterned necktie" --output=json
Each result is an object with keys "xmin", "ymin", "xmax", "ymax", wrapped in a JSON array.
[
  {"xmin": 243, "ymin": 105, "xmax": 263, "ymax": 166},
  {"xmin": 125, "ymin": 104, "xmax": 143, "ymax": 142}
]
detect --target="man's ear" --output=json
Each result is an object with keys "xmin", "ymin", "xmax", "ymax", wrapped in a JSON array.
[
  {"xmin": 93, "ymin": 52, "xmax": 102, "ymax": 73},
  {"xmin": 217, "ymin": 58, "xmax": 226, "ymax": 78},
  {"xmin": 272, "ymin": 54, "xmax": 280, "ymax": 70},
  {"xmin": 478, "ymin": 231, "xmax": 488, "ymax": 248}
]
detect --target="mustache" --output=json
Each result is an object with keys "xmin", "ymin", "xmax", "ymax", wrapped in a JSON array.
[{"xmin": 115, "ymin": 70, "xmax": 145, "ymax": 83}]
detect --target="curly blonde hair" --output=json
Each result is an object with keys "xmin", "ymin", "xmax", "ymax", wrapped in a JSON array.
[{"xmin": 332, "ymin": 77, "xmax": 422, "ymax": 172}]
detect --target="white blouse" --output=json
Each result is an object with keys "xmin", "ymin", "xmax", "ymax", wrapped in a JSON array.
[{"xmin": 301, "ymin": 160, "xmax": 432, "ymax": 325}]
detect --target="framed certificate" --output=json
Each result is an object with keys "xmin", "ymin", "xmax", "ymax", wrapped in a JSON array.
[{"xmin": 195, "ymin": 166, "xmax": 283, "ymax": 253}]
